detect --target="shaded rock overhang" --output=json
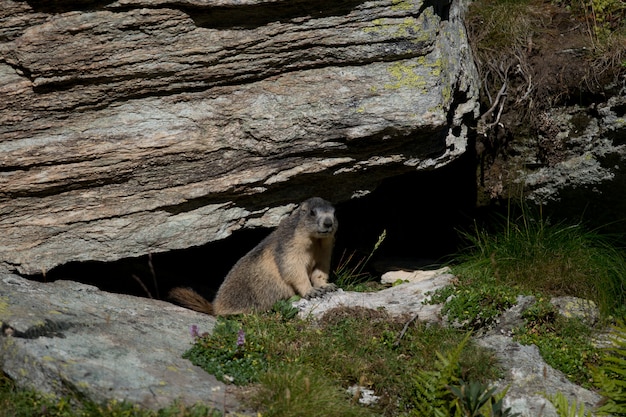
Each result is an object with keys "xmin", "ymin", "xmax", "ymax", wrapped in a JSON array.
[{"xmin": 0, "ymin": 0, "xmax": 479, "ymax": 274}]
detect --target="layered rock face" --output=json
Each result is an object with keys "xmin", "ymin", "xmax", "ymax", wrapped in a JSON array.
[
  {"xmin": 0, "ymin": 0, "xmax": 478, "ymax": 274},
  {"xmin": 480, "ymin": 92, "xmax": 626, "ymax": 230}
]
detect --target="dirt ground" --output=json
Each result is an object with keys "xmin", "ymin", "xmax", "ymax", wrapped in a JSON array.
[{"xmin": 466, "ymin": 0, "xmax": 625, "ymax": 204}]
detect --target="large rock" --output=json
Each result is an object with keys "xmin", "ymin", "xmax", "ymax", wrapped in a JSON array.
[
  {"xmin": 0, "ymin": 273, "xmax": 239, "ymax": 412},
  {"xmin": 477, "ymin": 335, "xmax": 602, "ymax": 417},
  {"xmin": 0, "ymin": 0, "xmax": 479, "ymax": 275},
  {"xmin": 481, "ymin": 90, "xmax": 626, "ymax": 230},
  {"xmin": 520, "ymin": 94, "xmax": 626, "ymax": 207}
]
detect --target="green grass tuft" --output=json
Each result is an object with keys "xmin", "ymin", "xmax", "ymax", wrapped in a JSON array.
[
  {"xmin": 251, "ymin": 364, "xmax": 374, "ymax": 417},
  {"xmin": 452, "ymin": 211, "xmax": 626, "ymax": 317},
  {"xmin": 333, "ymin": 230, "xmax": 386, "ymax": 292},
  {"xmin": 545, "ymin": 391, "xmax": 593, "ymax": 417}
]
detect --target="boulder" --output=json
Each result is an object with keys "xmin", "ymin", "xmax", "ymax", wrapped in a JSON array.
[
  {"xmin": 481, "ymin": 90, "xmax": 626, "ymax": 230},
  {"xmin": 0, "ymin": 273, "xmax": 239, "ymax": 412},
  {"xmin": 477, "ymin": 335, "xmax": 602, "ymax": 417},
  {"xmin": 520, "ymin": 95, "xmax": 626, "ymax": 208},
  {"xmin": 0, "ymin": 0, "xmax": 479, "ymax": 275}
]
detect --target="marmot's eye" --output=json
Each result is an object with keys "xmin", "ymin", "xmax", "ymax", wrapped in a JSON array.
[{"xmin": 309, "ymin": 209, "xmax": 316, "ymax": 216}]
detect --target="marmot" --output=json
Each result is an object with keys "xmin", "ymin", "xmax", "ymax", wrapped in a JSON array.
[{"xmin": 169, "ymin": 197, "xmax": 338, "ymax": 315}]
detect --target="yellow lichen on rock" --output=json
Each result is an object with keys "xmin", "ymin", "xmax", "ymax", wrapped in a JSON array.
[
  {"xmin": 391, "ymin": 0, "xmax": 419, "ymax": 11},
  {"xmin": 385, "ymin": 61, "xmax": 426, "ymax": 90}
]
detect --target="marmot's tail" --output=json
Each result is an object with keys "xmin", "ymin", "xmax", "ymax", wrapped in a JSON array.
[{"xmin": 169, "ymin": 287, "xmax": 214, "ymax": 315}]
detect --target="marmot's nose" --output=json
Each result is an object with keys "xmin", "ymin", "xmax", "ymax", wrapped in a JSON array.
[{"xmin": 323, "ymin": 218, "xmax": 334, "ymax": 228}]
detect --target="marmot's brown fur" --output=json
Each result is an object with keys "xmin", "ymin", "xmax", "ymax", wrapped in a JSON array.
[{"xmin": 169, "ymin": 197, "xmax": 338, "ymax": 315}]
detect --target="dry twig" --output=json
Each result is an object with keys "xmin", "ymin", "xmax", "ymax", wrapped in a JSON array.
[{"xmin": 394, "ymin": 312, "xmax": 420, "ymax": 347}]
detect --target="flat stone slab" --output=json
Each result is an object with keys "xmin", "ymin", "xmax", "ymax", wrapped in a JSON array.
[
  {"xmin": 294, "ymin": 272, "xmax": 454, "ymax": 320},
  {"xmin": 0, "ymin": 273, "xmax": 238, "ymax": 412},
  {"xmin": 380, "ymin": 266, "xmax": 452, "ymax": 284}
]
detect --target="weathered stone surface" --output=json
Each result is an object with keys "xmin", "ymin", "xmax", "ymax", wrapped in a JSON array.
[
  {"xmin": 380, "ymin": 265, "xmax": 451, "ymax": 284},
  {"xmin": 475, "ymin": 296, "xmax": 604, "ymax": 416},
  {"xmin": 477, "ymin": 335, "xmax": 602, "ymax": 417},
  {"xmin": 0, "ymin": 273, "xmax": 240, "ymax": 412},
  {"xmin": 0, "ymin": 0, "xmax": 479, "ymax": 275},
  {"xmin": 294, "ymin": 272, "xmax": 454, "ymax": 320},
  {"xmin": 481, "ymin": 91, "xmax": 626, "ymax": 229},
  {"xmin": 551, "ymin": 296, "xmax": 600, "ymax": 326},
  {"xmin": 481, "ymin": 295, "xmax": 537, "ymax": 337},
  {"xmin": 520, "ymin": 95, "xmax": 626, "ymax": 205}
]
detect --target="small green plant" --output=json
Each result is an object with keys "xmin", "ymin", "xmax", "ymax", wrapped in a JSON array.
[
  {"xmin": 409, "ymin": 332, "xmax": 470, "ymax": 416},
  {"xmin": 333, "ymin": 230, "xmax": 386, "ymax": 291},
  {"xmin": 428, "ymin": 279, "xmax": 519, "ymax": 330},
  {"xmin": 183, "ymin": 317, "xmax": 267, "ymax": 385},
  {"xmin": 545, "ymin": 392, "xmax": 592, "ymax": 417},
  {"xmin": 517, "ymin": 298, "xmax": 558, "ymax": 331},
  {"xmin": 449, "ymin": 380, "xmax": 520, "ymax": 417},
  {"xmin": 594, "ymin": 320, "xmax": 626, "ymax": 416},
  {"xmin": 485, "ymin": 389, "xmax": 520, "ymax": 417},
  {"xmin": 271, "ymin": 297, "xmax": 300, "ymax": 320},
  {"xmin": 514, "ymin": 299, "xmax": 601, "ymax": 386},
  {"xmin": 578, "ymin": 0, "xmax": 626, "ymax": 48}
]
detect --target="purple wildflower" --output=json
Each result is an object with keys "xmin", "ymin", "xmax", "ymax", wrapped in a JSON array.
[
  {"xmin": 190, "ymin": 324, "xmax": 200, "ymax": 338},
  {"xmin": 237, "ymin": 328, "xmax": 245, "ymax": 348}
]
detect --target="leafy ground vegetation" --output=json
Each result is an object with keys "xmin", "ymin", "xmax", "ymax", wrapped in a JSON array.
[
  {"xmin": 429, "ymin": 206, "xmax": 626, "ymax": 416},
  {"xmin": 434, "ymin": 208, "xmax": 625, "ymax": 347},
  {"xmin": 514, "ymin": 298, "xmax": 600, "ymax": 386},
  {"xmin": 185, "ymin": 306, "xmax": 503, "ymax": 417}
]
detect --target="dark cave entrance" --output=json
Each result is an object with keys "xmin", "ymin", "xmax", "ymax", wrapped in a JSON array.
[{"xmin": 28, "ymin": 152, "xmax": 479, "ymax": 302}]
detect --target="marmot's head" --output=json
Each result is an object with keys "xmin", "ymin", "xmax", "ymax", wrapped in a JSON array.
[{"xmin": 299, "ymin": 197, "xmax": 337, "ymax": 238}]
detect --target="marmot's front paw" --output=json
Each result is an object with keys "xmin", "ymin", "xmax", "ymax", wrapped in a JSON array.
[
  {"xmin": 304, "ymin": 283, "xmax": 338, "ymax": 299},
  {"xmin": 321, "ymin": 283, "xmax": 338, "ymax": 293},
  {"xmin": 304, "ymin": 288, "xmax": 325, "ymax": 299}
]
